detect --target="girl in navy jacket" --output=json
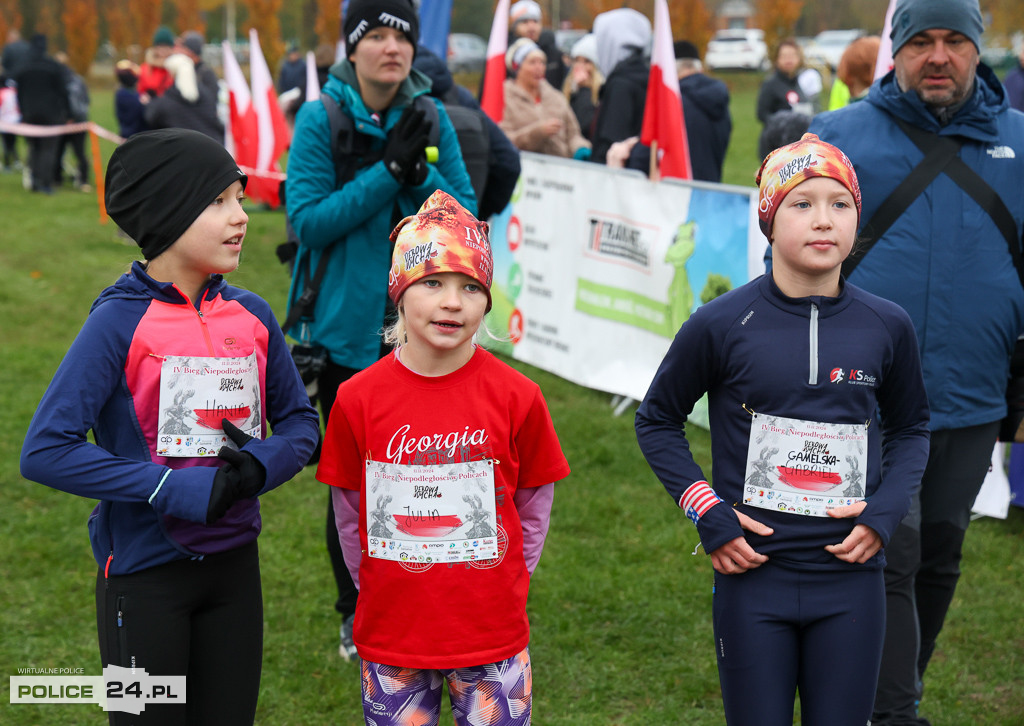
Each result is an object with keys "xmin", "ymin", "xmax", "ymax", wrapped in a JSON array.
[{"xmin": 636, "ymin": 134, "xmax": 930, "ymax": 726}]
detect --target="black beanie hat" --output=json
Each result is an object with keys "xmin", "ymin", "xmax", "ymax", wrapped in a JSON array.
[
  {"xmin": 105, "ymin": 129, "xmax": 247, "ymax": 260},
  {"xmin": 344, "ymin": 0, "xmax": 419, "ymax": 56}
]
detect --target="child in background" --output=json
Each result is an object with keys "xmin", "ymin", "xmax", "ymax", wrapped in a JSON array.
[
  {"xmin": 20, "ymin": 128, "xmax": 319, "ymax": 725},
  {"xmin": 317, "ymin": 190, "xmax": 570, "ymax": 726},
  {"xmin": 635, "ymin": 133, "xmax": 930, "ymax": 726},
  {"xmin": 114, "ymin": 60, "xmax": 147, "ymax": 138}
]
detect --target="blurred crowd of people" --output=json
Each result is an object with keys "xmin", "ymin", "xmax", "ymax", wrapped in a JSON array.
[{"xmin": 0, "ymin": 25, "xmax": 223, "ymax": 195}]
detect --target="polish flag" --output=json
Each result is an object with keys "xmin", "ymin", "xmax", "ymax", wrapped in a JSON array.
[
  {"xmin": 305, "ymin": 51, "xmax": 321, "ymax": 101},
  {"xmin": 222, "ymin": 41, "xmax": 257, "ymax": 175},
  {"xmin": 640, "ymin": 0, "xmax": 691, "ymax": 180},
  {"xmin": 480, "ymin": 0, "xmax": 510, "ymax": 123},
  {"xmin": 248, "ymin": 28, "xmax": 291, "ymax": 208},
  {"xmin": 874, "ymin": 0, "xmax": 897, "ymax": 80}
]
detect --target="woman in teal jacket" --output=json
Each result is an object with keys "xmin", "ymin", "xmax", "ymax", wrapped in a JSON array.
[{"xmin": 285, "ymin": 48, "xmax": 476, "ymax": 373}]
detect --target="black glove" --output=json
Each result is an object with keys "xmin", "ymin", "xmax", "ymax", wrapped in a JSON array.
[
  {"xmin": 217, "ymin": 419, "xmax": 266, "ymax": 498},
  {"xmin": 383, "ymin": 106, "xmax": 431, "ymax": 183},
  {"xmin": 404, "ymin": 152, "xmax": 429, "ymax": 187},
  {"xmin": 206, "ymin": 464, "xmax": 242, "ymax": 524}
]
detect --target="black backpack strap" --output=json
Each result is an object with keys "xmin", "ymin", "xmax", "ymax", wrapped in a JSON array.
[
  {"xmin": 321, "ymin": 94, "xmax": 357, "ymax": 185},
  {"xmin": 414, "ymin": 94, "xmax": 441, "ymax": 147},
  {"xmin": 908, "ymin": 136, "xmax": 1024, "ymax": 287},
  {"xmin": 281, "ymin": 247, "xmax": 331, "ymax": 333},
  {"xmin": 843, "ymin": 116, "xmax": 1024, "ymax": 287},
  {"xmin": 842, "ymin": 122, "xmax": 963, "ymax": 278}
]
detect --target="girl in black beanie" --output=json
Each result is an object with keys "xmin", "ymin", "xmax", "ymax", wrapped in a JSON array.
[{"xmin": 21, "ymin": 128, "xmax": 319, "ymax": 725}]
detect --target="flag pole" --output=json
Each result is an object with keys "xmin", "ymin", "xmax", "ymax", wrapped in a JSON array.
[{"xmin": 649, "ymin": 140, "xmax": 660, "ymax": 182}]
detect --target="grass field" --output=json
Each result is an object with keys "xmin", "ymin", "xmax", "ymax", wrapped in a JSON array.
[{"xmin": 1, "ymin": 73, "xmax": 1022, "ymax": 725}]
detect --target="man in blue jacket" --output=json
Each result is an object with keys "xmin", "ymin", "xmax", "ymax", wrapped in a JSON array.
[
  {"xmin": 284, "ymin": 0, "xmax": 475, "ymax": 662},
  {"xmin": 808, "ymin": 0, "xmax": 1024, "ymax": 723}
]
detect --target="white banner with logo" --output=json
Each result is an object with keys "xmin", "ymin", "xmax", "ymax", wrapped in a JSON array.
[{"xmin": 484, "ymin": 153, "xmax": 764, "ymax": 415}]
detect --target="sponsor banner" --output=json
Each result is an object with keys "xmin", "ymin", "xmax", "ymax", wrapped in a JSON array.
[{"xmin": 484, "ymin": 153, "xmax": 763, "ymax": 414}]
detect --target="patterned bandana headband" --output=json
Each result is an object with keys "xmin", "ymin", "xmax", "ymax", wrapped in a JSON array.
[
  {"xmin": 388, "ymin": 190, "xmax": 494, "ymax": 310},
  {"xmin": 755, "ymin": 132, "xmax": 862, "ymax": 240}
]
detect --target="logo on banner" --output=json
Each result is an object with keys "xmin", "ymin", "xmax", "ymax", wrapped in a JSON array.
[
  {"xmin": 508, "ymin": 309, "xmax": 524, "ymax": 344},
  {"xmin": 586, "ymin": 216, "xmax": 652, "ymax": 269},
  {"xmin": 507, "ymin": 215, "xmax": 522, "ymax": 252}
]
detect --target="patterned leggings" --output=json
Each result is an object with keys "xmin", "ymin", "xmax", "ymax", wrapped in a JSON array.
[{"xmin": 360, "ymin": 647, "xmax": 532, "ymax": 726}]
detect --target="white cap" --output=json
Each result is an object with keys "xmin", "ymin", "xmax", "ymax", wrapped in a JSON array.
[{"xmin": 571, "ymin": 34, "xmax": 599, "ymax": 66}]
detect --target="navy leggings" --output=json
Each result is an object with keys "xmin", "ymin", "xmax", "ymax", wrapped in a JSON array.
[
  {"xmin": 713, "ymin": 563, "xmax": 885, "ymax": 726},
  {"xmin": 96, "ymin": 541, "xmax": 263, "ymax": 725}
]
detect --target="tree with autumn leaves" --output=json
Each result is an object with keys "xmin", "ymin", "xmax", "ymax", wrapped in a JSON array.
[
  {"xmin": 755, "ymin": 0, "xmax": 804, "ymax": 56},
  {"xmin": 61, "ymin": 0, "xmax": 97, "ymax": 75},
  {"xmin": 244, "ymin": 0, "xmax": 282, "ymax": 75}
]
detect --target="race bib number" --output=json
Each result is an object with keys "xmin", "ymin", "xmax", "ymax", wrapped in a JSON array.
[
  {"xmin": 156, "ymin": 353, "xmax": 261, "ymax": 457},
  {"xmin": 743, "ymin": 412, "xmax": 867, "ymax": 517},
  {"xmin": 364, "ymin": 459, "xmax": 499, "ymax": 564}
]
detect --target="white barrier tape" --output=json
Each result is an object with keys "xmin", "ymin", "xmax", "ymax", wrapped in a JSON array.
[
  {"xmin": 0, "ymin": 120, "xmax": 126, "ymax": 144},
  {"xmin": 89, "ymin": 123, "xmax": 126, "ymax": 145},
  {"xmin": 1, "ymin": 120, "xmax": 287, "ymax": 182}
]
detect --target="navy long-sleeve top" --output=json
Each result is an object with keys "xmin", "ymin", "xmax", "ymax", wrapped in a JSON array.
[{"xmin": 636, "ymin": 274, "xmax": 930, "ymax": 571}]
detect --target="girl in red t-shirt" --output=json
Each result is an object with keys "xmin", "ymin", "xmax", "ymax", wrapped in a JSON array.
[{"xmin": 317, "ymin": 190, "xmax": 570, "ymax": 726}]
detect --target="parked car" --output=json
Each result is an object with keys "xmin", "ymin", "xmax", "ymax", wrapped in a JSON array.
[
  {"xmin": 447, "ymin": 32, "xmax": 487, "ymax": 74},
  {"xmin": 803, "ymin": 29, "xmax": 865, "ymax": 70},
  {"xmin": 705, "ymin": 29, "xmax": 769, "ymax": 71}
]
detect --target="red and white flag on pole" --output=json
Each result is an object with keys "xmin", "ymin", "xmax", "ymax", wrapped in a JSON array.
[
  {"xmin": 480, "ymin": 0, "xmax": 510, "ymax": 123},
  {"xmin": 222, "ymin": 41, "xmax": 257, "ymax": 174},
  {"xmin": 305, "ymin": 51, "xmax": 321, "ymax": 102},
  {"xmin": 640, "ymin": 0, "xmax": 691, "ymax": 180},
  {"xmin": 248, "ymin": 28, "xmax": 290, "ymax": 208},
  {"xmin": 874, "ymin": 0, "xmax": 897, "ymax": 80}
]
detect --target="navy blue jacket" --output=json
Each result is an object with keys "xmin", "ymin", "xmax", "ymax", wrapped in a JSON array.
[
  {"xmin": 636, "ymin": 275, "xmax": 930, "ymax": 571},
  {"xmin": 21, "ymin": 264, "xmax": 319, "ymax": 575},
  {"xmin": 809, "ymin": 64, "xmax": 1024, "ymax": 431}
]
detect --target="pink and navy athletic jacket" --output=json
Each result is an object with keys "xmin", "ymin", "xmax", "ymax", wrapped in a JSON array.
[{"xmin": 21, "ymin": 262, "xmax": 319, "ymax": 576}]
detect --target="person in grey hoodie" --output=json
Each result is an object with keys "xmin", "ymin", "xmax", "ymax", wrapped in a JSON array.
[
  {"xmin": 590, "ymin": 7, "xmax": 650, "ymax": 165},
  {"xmin": 623, "ymin": 39, "xmax": 733, "ymax": 182}
]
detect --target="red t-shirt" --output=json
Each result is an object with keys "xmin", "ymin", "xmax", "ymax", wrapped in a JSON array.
[{"xmin": 317, "ymin": 347, "xmax": 570, "ymax": 668}]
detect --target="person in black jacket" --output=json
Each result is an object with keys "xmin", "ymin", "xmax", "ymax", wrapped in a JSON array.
[
  {"xmin": 590, "ymin": 8, "xmax": 651, "ymax": 165},
  {"xmin": 177, "ymin": 31, "xmax": 219, "ymax": 97},
  {"xmin": 53, "ymin": 51, "xmax": 90, "ymax": 190},
  {"xmin": 13, "ymin": 33, "xmax": 68, "ymax": 194},
  {"xmin": 414, "ymin": 45, "xmax": 520, "ymax": 219},
  {"xmin": 144, "ymin": 53, "xmax": 224, "ymax": 143},
  {"xmin": 757, "ymin": 39, "xmax": 812, "ymax": 160},
  {"xmin": 277, "ymin": 42, "xmax": 306, "ymax": 95},
  {"xmin": 623, "ymin": 40, "xmax": 733, "ymax": 182},
  {"xmin": 674, "ymin": 41, "xmax": 731, "ymax": 182}
]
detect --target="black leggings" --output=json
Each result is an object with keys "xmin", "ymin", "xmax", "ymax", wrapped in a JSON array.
[{"xmin": 96, "ymin": 541, "xmax": 263, "ymax": 725}]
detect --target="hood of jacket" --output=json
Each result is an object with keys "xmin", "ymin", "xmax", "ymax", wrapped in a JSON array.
[
  {"xmin": 679, "ymin": 73, "xmax": 730, "ymax": 122},
  {"xmin": 594, "ymin": 8, "xmax": 651, "ymax": 77},
  {"xmin": 412, "ymin": 45, "xmax": 454, "ymax": 98},
  {"xmin": 867, "ymin": 62, "xmax": 1007, "ymax": 142}
]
